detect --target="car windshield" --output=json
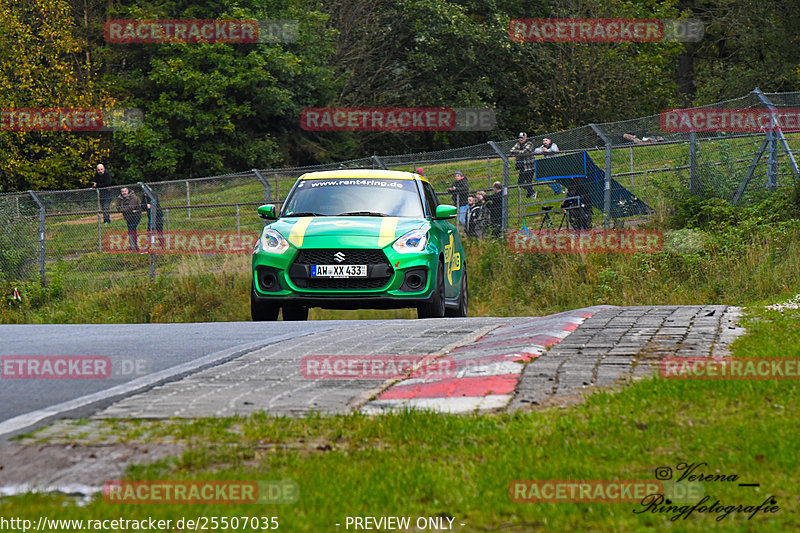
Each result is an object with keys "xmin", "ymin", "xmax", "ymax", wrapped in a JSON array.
[{"xmin": 282, "ymin": 177, "xmax": 425, "ymax": 217}]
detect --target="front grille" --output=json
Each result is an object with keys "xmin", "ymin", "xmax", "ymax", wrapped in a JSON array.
[
  {"xmin": 291, "ymin": 249, "xmax": 393, "ymax": 290},
  {"xmin": 294, "ymin": 249, "xmax": 387, "ymax": 265}
]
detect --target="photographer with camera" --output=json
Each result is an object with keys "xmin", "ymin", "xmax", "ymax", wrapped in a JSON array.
[
  {"xmin": 562, "ymin": 181, "xmax": 593, "ymax": 230},
  {"xmin": 509, "ymin": 132, "xmax": 536, "ymax": 198}
]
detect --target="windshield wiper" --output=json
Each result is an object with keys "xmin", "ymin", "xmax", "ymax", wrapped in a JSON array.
[
  {"xmin": 337, "ymin": 211, "xmax": 389, "ymax": 217},
  {"xmin": 285, "ymin": 212, "xmax": 326, "ymax": 217}
]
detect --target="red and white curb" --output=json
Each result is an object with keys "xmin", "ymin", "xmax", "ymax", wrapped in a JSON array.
[{"xmin": 362, "ymin": 306, "xmax": 613, "ymax": 414}]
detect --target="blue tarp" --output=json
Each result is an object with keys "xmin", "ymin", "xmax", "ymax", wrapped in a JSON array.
[{"xmin": 534, "ymin": 152, "xmax": 653, "ymax": 218}]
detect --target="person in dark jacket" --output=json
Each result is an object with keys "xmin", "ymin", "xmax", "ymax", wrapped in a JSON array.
[
  {"xmin": 483, "ymin": 181, "xmax": 504, "ymax": 236},
  {"xmin": 509, "ymin": 132, "xmax": 536, "ymax": 198},
  {"xmin": 92, "ymin": 163, "xmax": 113, "ymax": 223},
  {"xmin": 117, "ymin": 187, "xmax": 142, "ymax": 252},
  {"xmin": 447, "ymin": 170, "xmax": 470, "ymax": 226}
]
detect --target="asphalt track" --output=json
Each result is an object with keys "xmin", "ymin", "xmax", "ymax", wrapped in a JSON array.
[
  {"xmin": 0, "ymin": 322, "xmax": 345, "ymax": 438},
  {"xmin": 0, "ymin": 306, "xmax": 744, "ymax": 443}
]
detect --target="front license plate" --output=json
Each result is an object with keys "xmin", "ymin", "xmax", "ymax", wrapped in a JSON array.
[{"xmin": 311, "ymin": 264, "xmax": 368, "ymax": 278}]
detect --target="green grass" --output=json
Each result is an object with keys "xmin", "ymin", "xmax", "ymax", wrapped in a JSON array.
[{"xmin": 3, "ymin": 307, "xmax": 798, "ymax": 531}]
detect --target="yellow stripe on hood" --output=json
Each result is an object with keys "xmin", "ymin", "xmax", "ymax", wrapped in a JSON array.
[
  {"xmin": 288, "ymin": 217, "xmax": 313, "ymax": 247},
  {"xmin": 378, "ymin": 217, "xmax": 399, "ymax": 247}
]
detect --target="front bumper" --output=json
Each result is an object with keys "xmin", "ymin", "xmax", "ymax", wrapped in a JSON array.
[{"xmin": 252, "ymin": 246, "xmax": 436, "ymax": 309}]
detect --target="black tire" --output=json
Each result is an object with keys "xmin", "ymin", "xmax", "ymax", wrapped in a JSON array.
[
  {"xmin": 251, "ymin": 284, "xmax": 279, "ymax": 321},
  {"xmin": 445, "ymin": 269, "xmax": 468, "ymax": 317},
  {"xmin": 418, "ymin": 262, "xmax": 446, "ymax": 319},
  {"xmin": 282, "ymin": 305, "xmax": 309, "ymax": 321}
]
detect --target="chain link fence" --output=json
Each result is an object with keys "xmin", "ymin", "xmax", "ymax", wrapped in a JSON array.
[{"xmin": 1, "ymin": 88, "xmax": 797, "ymax": 289}]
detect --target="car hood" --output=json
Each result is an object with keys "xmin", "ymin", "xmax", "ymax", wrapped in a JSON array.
[{"xmin": 270, "ymin": 216, "xmax": 428, "ymax": 248}]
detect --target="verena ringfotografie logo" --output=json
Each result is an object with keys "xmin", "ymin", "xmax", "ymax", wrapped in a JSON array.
[
  {"xmin": 509, "ymin": 18, "xmax": 703, "ymax": 43},
  {"xmin": 0, "ymin": 108, "xmax": 143, "ymax": 132},
  {"xmin": 103, "ymin": 480, "xmax": 298, "ymax": 504},
  {"xmin": 104, "ymin": 231, "xmax": 257, "ymax": 254},
  {"xmin": 660, "ymin": 357, "xmax": 800, "ymax": 380},
  {"xmin": 301, "ymin": 355, "xmax": 455, "ymax": 380},
  {"xmin": 300, "ymin": 108, "xmax": 496, "ymax": 131},
  {"xmin": 1, "ymin": 356, "xmax": 149, "ymax": 379},
  {"xmin": 104, "ymin": 19, "xmax": 298, "ymax": 44},
  {"xmin": 508, "ymin": 230, "xmax": 663, "ymax": 254},
  {"xmin": 661, "ymin": 108, "xmax": 800, "ymax": 133}
]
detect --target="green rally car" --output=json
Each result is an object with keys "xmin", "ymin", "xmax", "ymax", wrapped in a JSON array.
[{"xmin": 251, "ymin": 169, "xmax": 467, "ymax": 320}]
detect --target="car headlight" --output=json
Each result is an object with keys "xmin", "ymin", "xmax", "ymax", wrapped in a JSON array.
[
  {"xmin": 392, "ymin": 229, "xmax": 428, "ymax": 253},
  {"xmin": 259, "ymin": 228, "xmax": 290, "ymax": 254}
]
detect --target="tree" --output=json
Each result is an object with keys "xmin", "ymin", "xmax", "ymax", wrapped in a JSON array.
[
  {"xmin": 104, "ymin": 0, "xmax": 339, "ymax": 182},
  {"xmin": 0, "ymin": 0, "xmax": 111, "ymax": 192}
]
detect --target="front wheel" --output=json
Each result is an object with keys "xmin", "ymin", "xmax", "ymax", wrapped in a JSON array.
[
  {"xmin": 418, "ymin": 262, "xmax": 446, "ymax": 319},
  {"xmin": 445, "ymin": 269, "xmax": 468, "ymax": 317},
  {"xmin": 251, "ymin": 284, "xmax": 279, "ymax": 321}
]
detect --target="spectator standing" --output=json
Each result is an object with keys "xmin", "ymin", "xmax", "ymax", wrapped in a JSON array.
[
  {"xmin": 117, "ymin": 187, "xmax": 143, "ymax": 252},
  {"xmin": 483, "ymin": 181, "xmax": 504, "ymax": 236},
  {"xmin": 509, "ymin": 132, "xmax": 536, "ymax": 198},
  {"xmin": 92, "ymin": 163, "xmax": 113, "ymax": 223},
  {"xmin": 447, "ymin": 170, "xmax": 470, "ymax": 226},
  {"xmin": 534, "ymin": 137, "xmax": 559, "ymax": 157},
  {"xmin": 535, "ymin": 138, "xmax": 563, "ymax": 193},
  {"xmin": 415, "ymin": 167, "xmax": 425, "ymax": 177}
]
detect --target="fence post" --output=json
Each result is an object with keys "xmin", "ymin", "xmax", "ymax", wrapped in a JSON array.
[
  {"xmin": 629, "ymin": 146, "xmax": 634, "ymax": 173},
  {"xmin": 27, "ymin": 191, "xmax": 46, "ymax": 286},
  {"xmin": 753, "ymin": 88, "xmax": 800, "ymax": 180},
  {"xmin": 767, "ymin": 129, "xmax": 778, "ymax": 190},
  {"xmin": 98, "ymin": 211, "xmax": 102, "ymax": 253},
  {"xmin": 487, "ymin": 141, "xmax": 509, "ymax": 232},
  {"xmin": 252, "ymin": 168, "xmax": 271, "ymax": 203},
  {"xmin": 96, "ymin": 188, "xmax": 102, "ymax": 252},
  {"xmin": 689, "ymin": 132, "xmax": 698, "ymax": 194},
  {"xmin": 371, "ymin": 155, "xmax": 387, "ymax": 170},
  {"xmin": 185, "ymin": 180, "xmax": 191, "ymax": 220},
  {"xmin": 140, "ymin": 182, "xmax": 157, "ymax": 281},
  {"xmin": 236, "ymin": 204, "xmax": 241, "ymax": 237},
  {"xmin": 590, "ymin": 124, "xmax": 613, "ymax": 229}
]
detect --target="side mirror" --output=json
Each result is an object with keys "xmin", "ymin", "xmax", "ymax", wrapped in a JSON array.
[
  {"xmin": 257, "ymin": 204, "xmax": 278, "ymax": 220},
  {"xmin": 434, "ymin": 204, "xmax": 457, "ymax": 219}
]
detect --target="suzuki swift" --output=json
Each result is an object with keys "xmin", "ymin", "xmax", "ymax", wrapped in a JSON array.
[{"xmin": 251, "ymin": 169, "xmax": 467, "ymax": 320}]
